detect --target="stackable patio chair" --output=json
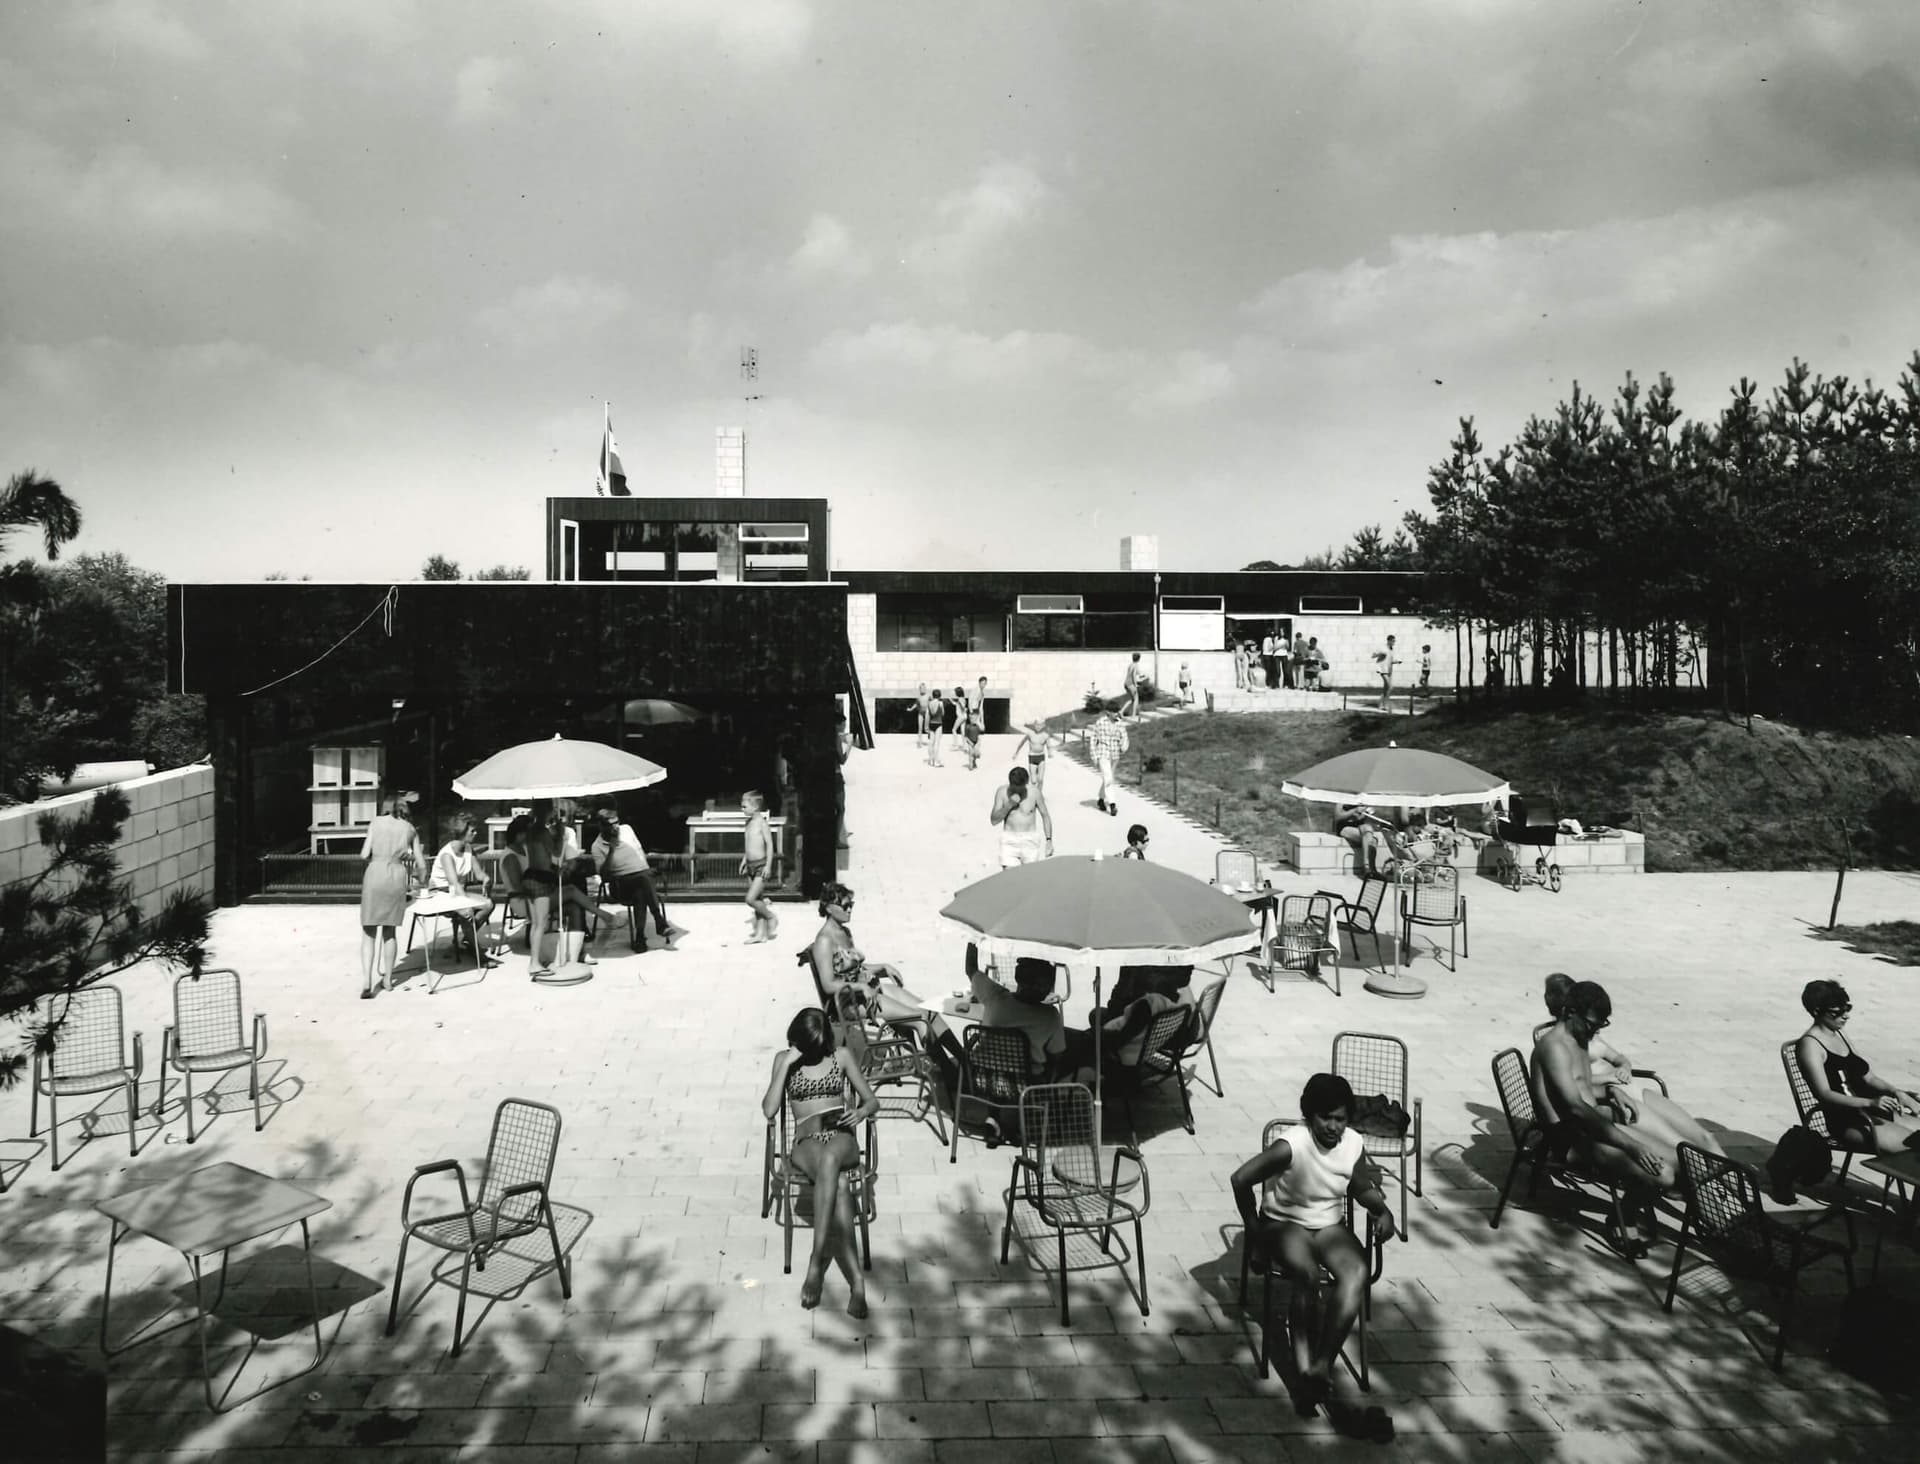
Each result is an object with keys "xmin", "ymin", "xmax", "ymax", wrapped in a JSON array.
[
  {"xmin": 1104, "ymin": 1003, "xmax": 1206, "ymax": 1137},
  {"xmin": 1781, "ymin": 1040, "xmax": 1874, "ymax": 1187},
  {"xmin": 1172, "ymin": 976, "xmax": 1228, "ymax": 1099},
  {"xmin": 385, "ymin": 1098, "xmax": 572, "ymax": 1357},
  {"xmin": 1321, "ymin": 876, "xmax": 1393, "ymax": 973},
  {"xmin": 1399, "ymin": 867, "xmax": 1468, "ymax": 973},
  {"xmin": 1664, "ymin": 1142, "xmax": 1856, "ymax": 1370},
  {"xmin": 1239, "ymin": 1117, "xmax": 1387, "ymax": 1387},
  {"xmin": 29, "ymin": 988, "xmax": 143, "ymax": 1172},
  {"xmin": 1332, "ymin": 1032, "xmax": 1422, "ymax": 1236},
  {"xmin": 797, "ymin": 946, "xmax": 945, "ymax": 1145},
  {"xmin": 1215, "ymin": 850, "xmax": 1259, "ymax": 890},
  {"xmin": 999, "ymin": 1082, "xmax": 1151, "ymax": 1325},
  {"xmin": 950, "ymin": 1024, "xmax": 1036, "ymax": 1163},
  {"xmin": 1488, "ymin": 1047, "xmax": 1643, "ymax": 1257},
  {"xmin": 765, "ymin": 1087, "xmax": 874, "ymax": 1276},
  {"xmin": 158, "ymin": 969, "xmax": 268, "ymax": 1143},
  {"xmin": 1261, "ymin": 894, "xmax": 1341, "ymax": 996}
]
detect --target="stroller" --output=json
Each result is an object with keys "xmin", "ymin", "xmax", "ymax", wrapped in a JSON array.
[{"xmin": 1493, "ymin": 792, "xmax": 1561, "ymax": 893}]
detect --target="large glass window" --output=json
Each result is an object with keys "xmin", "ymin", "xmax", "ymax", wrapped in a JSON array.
[
  {"xmin": 742, "ymin": 522, "xmax": 810, "ymax": 581},
  {"xmin": 676, "ymin": 523, "xmax": 719, "ymax": 581}
]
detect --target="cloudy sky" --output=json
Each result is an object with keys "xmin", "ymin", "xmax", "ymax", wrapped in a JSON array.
[{"xmin": 3, "ymin": 1, "xmax": 1918, "ymax": 581}]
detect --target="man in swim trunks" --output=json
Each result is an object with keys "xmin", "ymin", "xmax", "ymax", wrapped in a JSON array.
[
  {"xmin": 1014, "ymin": 720, "xmax": 1054, "ymax": 788},
  {"xmin": 1531, "ymin": 979, "xmax": 1670, "ymax": 1240},
  {"xmin": 991, "ymin": 765, "xmax": 1053, "ymax": 867}
]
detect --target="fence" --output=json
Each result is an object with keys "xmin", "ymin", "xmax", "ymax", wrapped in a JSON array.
[{"xmin": 255, "ymin": 846, "xmax": 798, "ymax": 902}]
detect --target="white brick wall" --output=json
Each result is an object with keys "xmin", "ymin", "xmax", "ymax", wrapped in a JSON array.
[{"xmin": 0, "ymin": 765, "xmax": 214, "ymax": 916}]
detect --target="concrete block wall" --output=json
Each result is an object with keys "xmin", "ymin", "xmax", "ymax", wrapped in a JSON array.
[{"xmin": 0, "ymin": 765, "xmax": 215, "ymax": 916}]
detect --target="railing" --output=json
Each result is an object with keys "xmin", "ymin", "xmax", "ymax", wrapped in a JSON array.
[{"xmin": 253, "ymin": 846, "xmax": 798, "ymax": 901}]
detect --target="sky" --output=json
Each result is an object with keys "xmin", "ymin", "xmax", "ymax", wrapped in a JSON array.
[{"xmin": 3, "ymin": 0, "xmax": 1918, "ymax": 582}]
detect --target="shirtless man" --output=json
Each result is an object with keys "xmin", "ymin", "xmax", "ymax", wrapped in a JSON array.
[
  {"xmin": 991, "ymin": 766, "xmax": 1054, "ymax": 867},
  {"xmin": 1531, "ymin": 979, "xmax": 1670, "ymax": 1240},
  {"xmin": 1013, "ymin": 719, "xmax": 1054, "ymax": 788}
]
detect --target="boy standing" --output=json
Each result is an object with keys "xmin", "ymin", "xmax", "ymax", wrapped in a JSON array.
[
  {"xmin": 1419, "ymin": 644, "xmax": 1433, "ymax": 695},
  {"xmin": 740, "ymin": 791, "xmax": 777, "ymax": 944}
]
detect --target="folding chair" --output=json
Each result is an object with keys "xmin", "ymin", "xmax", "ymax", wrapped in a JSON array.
[
  {"xmin": 999, "ymin": 1082, "xmax": 1151, "ymax": 1325},
  {"xmin": 1488, "ymin": 1047, "xmax": 1642, "ymax": 1257},
  {"xmin": 1399, "ymin": 868, "xmax": 1468, "ymax": 972},
  {"xmin": 1321, "ymin": 877, "xmax": 1392, "ymax": 972},
  {"xmin": 766, "ymin": 1091, "xmax": 874, "ymax": 1276},
  {"xmin": 951, "ymin": 1025, "xmax": 1036, "ymax": 1163},
  {"xmin": 29, "ymin": 988, "xmax": 143, "ymax": 1172},
  {"xmin": 1262, "ymin": 894, "xmax": 1341, "ymax": 996},
  {"xmin": 159, "ymin": 969, "xmax": 268, "ymax": 1143},
  {"xmin": 1239, "ymin": 1118, "xmax": 1386, "ymax": 1387},
  {"xmin": 1664, "ymin": 1142, "xmax": 1856, "ymax": 1370},
  {"xmin": 1332, "ymin": 1032, "xmax": 1422, "ymax": 1236},
  {"xmin": 1781, "ymin": 1040, "xmax": 1873, "ymax": 1187},
  {"xmin": 1105, "ymin": 1004, "xmax": 1205, "ymax": 1138},
  {"xmin": 385, "ymin": 1098, "xmax": 572, "ymax": 1357}
]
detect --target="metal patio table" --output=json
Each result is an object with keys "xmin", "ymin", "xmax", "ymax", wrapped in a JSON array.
[{"xmin": 96, "ymin": 1161, "xmax": 332, "ymax": 1411}]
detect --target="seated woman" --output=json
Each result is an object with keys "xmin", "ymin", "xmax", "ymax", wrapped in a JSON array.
[
  {"xmin": 1540, "ymin": 972, "xmax": 1725, "ymax": 1166},
  {"xmin": 1796, "ymin": 978, "xmax": 1920, "ymax": 1156},
  {"xmin": 1230, "ymin": 1073, "xmax": 1395, "ymax": 1431},
  {"xmin": 761, "ymin": 1008, "xmax": 881, "ymax": 1315},
  {"xmin": 1332, "ymin": 803, "xmax": 1373, "ymax": 862},
  {"xmin": 809, "ymin": 882, "xmax": 928, "ymax": 1058},
  {"xmin": 508, "ymin": 810, "xmax": 600, "ymax": 976},
  {"xmin": 426, "ymin": 817, "xmax": 499, "ymax": 964}
]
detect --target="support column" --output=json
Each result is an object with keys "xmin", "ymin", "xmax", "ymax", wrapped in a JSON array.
[{"xmin": 209, "ymin": 696, "xmax": 246, "ymax": 908}]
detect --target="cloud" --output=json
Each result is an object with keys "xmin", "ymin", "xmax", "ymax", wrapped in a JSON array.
[
  {"xmin": 471, "ymin": 274, "xmax": 632, "ymax": 350},
  {"xmin": 811, "ymin": 320, "xmax": 1116, "ymax": 390},
  {"xmin": 784, "ymin": 212, "xmax": 870, "ymax": 283},
  {"xmin": 70, "ymin": 0, "xmax": 209, "ymax": 62},
  {"xmin": 1130, "ymin": 351, "xmax": 1237, "ymax": 412},
  {"xmin": 582, "ymin": 0, "xmax": 813, "ymax": 67},
  {"xmin": 0, "ymin": 131, "xmax": 303, "ymax": 241},
  {"xmin": 907, "ymin": 161, "xmax": 1051, "ymax": 283},
  {"xmin": 453, "ymin": 55, "xmax": 520, "ymax": 126}
]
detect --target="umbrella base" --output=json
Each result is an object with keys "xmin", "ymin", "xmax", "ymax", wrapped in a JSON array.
[
  {"xmin": 533, "ymin": 963, "xmax": 595, "ymax": 987},
  {"xmin": 1363, "ymin": 970, "xmax": 1428, "ymax": 1000}
]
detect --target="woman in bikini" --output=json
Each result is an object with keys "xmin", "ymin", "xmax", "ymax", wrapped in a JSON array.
[
  {"xmin": 1796, "ymin": 978, "xmax": 1920, "ymax": 1155},
  {"xmin": 762, "ymin": 1008, "xmax": 882, "ymax": 1314},
  {"xmin": 808, "ymin": 883, "xmax": 930, "ymax": 1056}
]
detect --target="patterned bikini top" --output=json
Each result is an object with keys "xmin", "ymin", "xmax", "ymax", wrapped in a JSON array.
[{"xmin": 786, "ymin": 1060, "xmax": 846, "ymax": 1105}]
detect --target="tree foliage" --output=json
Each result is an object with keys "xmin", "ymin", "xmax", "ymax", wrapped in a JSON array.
[
  {"xmin": 472, "ymin": 564, "xmax": 531, "ymax": 581},
  {"xmin": 0, "ymin": 787, "xmax": 213, "ymax": 1088},
  {"xmin": 1403, "ymin": 352, "xmax": 1920, "ymax": 727},
  {"xmin": 421, "ymin": 554, "xmax": 462, "ymax": 581}
]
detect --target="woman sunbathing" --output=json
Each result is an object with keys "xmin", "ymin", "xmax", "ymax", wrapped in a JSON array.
[
  {"xmin": 1796, "ymin": 979, "xmax": 1920, "ymax": 1156},
  {"xmin": 808, "ymin": 882, "xmax": 930, "ymax": 1057}
]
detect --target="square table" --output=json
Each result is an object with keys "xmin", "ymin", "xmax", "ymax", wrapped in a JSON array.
[
  {"xmin": 1863, "ymin": 1150, "xmax": 1920, "ymax": 1282},
  {"xmin": 96, "ymin": 1162, "xmax": 332, "ymax": 1412}
]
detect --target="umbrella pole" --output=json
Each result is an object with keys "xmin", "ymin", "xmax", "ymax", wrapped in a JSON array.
[{"xmin": 1093, "ymin": 966, "xmax": 1102, "ymax": 1154}]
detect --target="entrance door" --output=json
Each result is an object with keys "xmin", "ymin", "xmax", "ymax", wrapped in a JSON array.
[{"xmin": 560, "ymin": 519, "xmax": 580, "ymax": 581}]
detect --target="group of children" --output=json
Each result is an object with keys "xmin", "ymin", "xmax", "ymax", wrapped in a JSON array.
[{"xmin": 915, "ymin": 680, "xmax": 988, "ymax": 771}]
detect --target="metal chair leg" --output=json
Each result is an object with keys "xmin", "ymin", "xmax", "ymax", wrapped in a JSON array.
[
  {"xmin": 451, "ymin": 1249, "xmax": 475, "ymax": 1357},
  {"xmin": 185, "ymin": 1070, "xmax": 198, "ymax": 1144},
  {"xmin": 251, "ymin": 1056, "xmax": 263, "ymax": 1132},
  {"xmin": 385, "ymin": 1231, "xmax": 413, "ymax": 1335},
  {"xmin": 544, "ymin": 1200, "xmax": 572, "ymax": 1298},
  {"xmin": 49, "ymin": 1085, "xmax": 63, "ymax": 1172},
  {"xmin": 1057, "ymin": 1228, "xmax": 1070, "ymax": 1326},
  {"xmin": 125, "ymin": 1073, "xmax": 139, "ymax": 1156},
  {"xmin": 1490, "ymin": 1147, "xmax": 1528, "ymax": 1228},
  {"xmin": 1134, "ymin": 1216, "xmax": 1150, "ymax": 1316}
]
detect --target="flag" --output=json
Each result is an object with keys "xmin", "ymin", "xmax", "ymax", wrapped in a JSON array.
[{"xmin": 596, "ymin": 408, "xmax": 629, "ymax": 497}]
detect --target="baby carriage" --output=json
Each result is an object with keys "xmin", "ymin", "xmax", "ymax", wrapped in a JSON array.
[{"xmin": 1493, "ymin": 792, "xmax": 1561, "ymax": 893}]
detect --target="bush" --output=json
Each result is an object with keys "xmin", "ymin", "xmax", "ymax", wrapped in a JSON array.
[{"xmin": 1145, "ymin": 754, "xmax": 1165, "ymax": 773}]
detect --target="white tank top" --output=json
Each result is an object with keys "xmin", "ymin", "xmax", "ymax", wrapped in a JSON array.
[{"xmin": 1261, "ymin": 1124, "xmax": 1364, "ymax": 1229}]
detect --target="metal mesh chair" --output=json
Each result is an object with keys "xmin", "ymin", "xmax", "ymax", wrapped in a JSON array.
[
  {"xmin": 1332, "ymin": 1032, "xmax": 1422, "ymax": 1236},
  {"xmin": 1664, "ymin": 1142, "xmax": 1856, "ymax": 1369},
  {"xmin": 29, "ymin": 988, "xmax": 143, "ymax": 1171},
  {"xmin": 1322, "ymin": 877, "xmax": 1393, "ymax": 973},
  {"xmin": 766, "ymin": 1089, "xmax": 875, "ymax": 1276},
  {"xmin": 797, "ymin": 948, "xmax": 944, "ymax": 1147},
  {"xmin": 160, "ymin": 969, "xmax": 268, "ymax": 1143},
  {"xmin": 385, "ymin": 1098, "xmax": 572, "ymax": 1357},
  {"xmin": 1105, "ymin": 1004, "xmax": 1204, "ymax": 1137},
  {"xmin": 1215, "ymin": 850, "xmax": 1259, "ymax": 889},
  {"xmin": 1781, "ymin": 1040, "xmax": 1872, "ymax": 1186},
  {"xmin": 998, "ymin": 1082, "xmax": 1151, "ymax": 1325},
  {"xmin": 951, "ymin": 1025, "xmax": 1036, "ymax": 1163},
  {"xmin": 1173, "ymin": 977, "xmax": 1228, "ymax": 1099},
  {"xmin": 1399, "ymin": 868, "xmax": 1468, "ymax": 973},
  {"xmin": 1238, "ymin": 1118, "xmax": 1387, "ymax": 1387},
  {"xmin": 1488, "ymin": 1048, "xmax": 1640, "ymax": 1257},
  {"xmin": 1264, "ymin": 894, "xmax": 1341, "ymax": 996}
]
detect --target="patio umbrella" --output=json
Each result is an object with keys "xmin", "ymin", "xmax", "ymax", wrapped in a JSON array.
[
  {"xmin": 939, "ymin": 854, "xmax": 1262, "ymax": 1138},
  {"xmin": 1280, "ymin": 742, "xmax": 1508, "ymax": 810},
  {"xmin": 591, "ymin": 698, "xmax": 702, "ymax": 729},
  {"xmin": 452, "ymin": 735, "xmax": 667, "ymax": 801}
]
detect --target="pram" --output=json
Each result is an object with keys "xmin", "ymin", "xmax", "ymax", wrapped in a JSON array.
[{"xmin": 1492, "ymin": 793, "xmax": 1561, "ymax": 893}]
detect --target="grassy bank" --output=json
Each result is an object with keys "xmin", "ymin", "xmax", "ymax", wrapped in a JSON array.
[{"xmin": 1095, "ymin": 703, "xmax": 1920, "ymax": 874}]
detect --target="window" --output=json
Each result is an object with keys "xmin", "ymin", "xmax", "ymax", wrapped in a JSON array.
[
  {"xmin": 607, "ymin": 551, "xmax": 667, "ymax": 573},
  {"xmin": 742, "ymin": 522, "xmax": 810, "ymax": 581},
  {"xmin": 1016, "ymin": 593, "xmax": 1083, "ymax": 614},
  {"xmin": 1299, "ymin": 594, "xmax": 1363, "ymax": 615},
  {"xmin": 1160, "ymin": 594, "xmax": 1224, "ymax": 613},
  {"xmin": 742, "ymin": 522, "xmax": 810, "ymax": 543},
  {"xmin": 1012, "ymin": 614, "xmax": 1085, "ymax": 650}
]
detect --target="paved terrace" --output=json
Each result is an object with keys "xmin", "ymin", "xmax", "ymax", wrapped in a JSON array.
[{"xmin": 2, "ymin": 730, "xmax": 1918, "ymax": 1463}]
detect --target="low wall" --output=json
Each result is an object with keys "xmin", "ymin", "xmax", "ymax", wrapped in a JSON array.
[
  {"xmin": 0, "ymin": 765, "xmax": 215, "ymax": 915},
  {"xmin": 1285, "ymin": 829, "xmax": 1644, "ymax": 880}
]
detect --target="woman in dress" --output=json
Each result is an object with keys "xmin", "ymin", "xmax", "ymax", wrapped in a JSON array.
[
  {"xmin": 762, "ymin": 1007, "xmax": 881, "ymax": 1313},
  {"xmin": 359, "ymin": 790, "xmax": 421, "ymax": 998},
  {"xmin": 1796, "ymin": 979, "xmax": 1920, "ymax": 1155}
]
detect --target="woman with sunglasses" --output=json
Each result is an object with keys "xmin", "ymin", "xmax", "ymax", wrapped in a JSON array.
[{"xmin": 1797, "ymin": 979, "xmax": 1920, "ymax": 1155}]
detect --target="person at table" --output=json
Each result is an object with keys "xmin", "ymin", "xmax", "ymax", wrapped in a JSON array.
[
  {"xmin": 1121, "ymin": 823, "xmax": 1150, "ymax": 860},
  {"xmin": 965, "ymin": 953, "xmax": 1069, "ymax": 1079},
  {"xmin": 991, "ymin": 766, "xmax": 1053, "ymax": 867},
  {"xmin": 1532, "ymin": 979, "xmax": 1671, "ymax": 1243},
  {"xmin": 810, "ymin": 882, "xmax": 929, "ymax": 1048},
  {"xmin": 516, "ymin": 806, "xmax": 597, "ymax": 976},
  {"xmin": 1541, "ymin": 973, "xmax": 1723, "ymax": 1164},
  {"xmin": 1796, "ymin": 978, "xmax": 1920, "ymax": 1156},
  {"xmin": 358, "ymin": 789, "xmax": 421, "ymax": 999},
  {"xmin": 426, "ymin": 816, "xmax": 499, "ymax": 966},
  {"xmin": 762, "ymin": 1007, "xmax": 881, "ymax": 1316},
  {"xmin": 1332, "ymin": 803, "xmax": 1374, "ymax": 860},
  {"xmin": 591, "ymin": 804, "xmax": 669, "ymax": 952},
  {"xmin": 1231, "ymin": 1073, "xmax": 1395, "ymax": 1426}
]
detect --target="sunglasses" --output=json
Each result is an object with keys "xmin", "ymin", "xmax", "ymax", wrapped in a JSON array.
[{"xmin": 1823, "ymin": 1004, "xmax": 1852, "ymax": 1015}]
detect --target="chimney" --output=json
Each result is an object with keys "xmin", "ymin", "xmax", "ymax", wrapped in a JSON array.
[
  {"xmin": 1120, "ymin": 535, "xmax": 1159, "ymax": 571},
  {"xmin": 716, "ymin": 427, "xmax": 747, "ymax": 497}
]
